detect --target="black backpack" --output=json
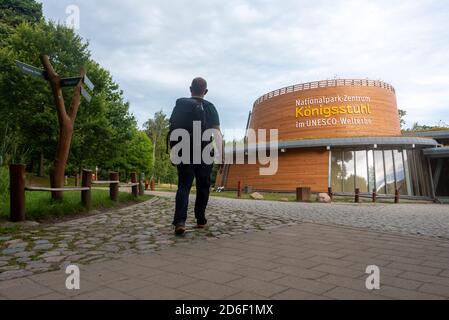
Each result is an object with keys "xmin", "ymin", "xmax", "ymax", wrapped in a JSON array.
[{"xmin": 167, "ymin": 97, "xmax": 208, "ymax": 153}]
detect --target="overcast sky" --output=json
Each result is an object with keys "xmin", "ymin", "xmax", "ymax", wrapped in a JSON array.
[{"xmin": 41, "ymin": 0, "xmax": 449, "ymax": 137}]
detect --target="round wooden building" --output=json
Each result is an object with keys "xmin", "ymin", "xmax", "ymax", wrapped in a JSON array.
[{"xmin": 217, "ymin": 79, "xmax": 441, "ymax": 199}]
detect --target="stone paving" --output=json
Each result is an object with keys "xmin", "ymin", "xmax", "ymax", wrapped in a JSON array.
[
  {"xmin": 0, "ymin": 196, "xmax": 296, "ymax": 281},
  {"xmin": 1, "ymin": 222, "xmax": 449, "ymax": 300},
  {"xmin": 153, "ymin": 191, "xmax": 449, "ymax": 240},
  {"xmin": 0, "ymin": 191, "xmax": 448, "ymax": 299}
]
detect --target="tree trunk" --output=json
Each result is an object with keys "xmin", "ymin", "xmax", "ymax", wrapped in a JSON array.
[
  {"xmin": 40, "ymin": 54, "xmax": 85, "ymax": 202},
  {"xmin": 51, "ymin": 123, "xmax": 74, "ymax": 200},
  {"xmin": 38, "ymin": 152, "xmax": 45, "ymax": 177}
]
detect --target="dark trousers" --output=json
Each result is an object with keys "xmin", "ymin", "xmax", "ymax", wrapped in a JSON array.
[{"xmin": 173, "ymin": 163, "xmax": 213, "ymax": 226}]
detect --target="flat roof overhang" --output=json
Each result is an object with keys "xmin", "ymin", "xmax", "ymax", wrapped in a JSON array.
[
  {"xmin": 227, "ymin": 136, "xmax": 438, "ymax": 155},
  {"xmin": 423, "ymin": 147, "xmax": 449, "ymax": 159}
]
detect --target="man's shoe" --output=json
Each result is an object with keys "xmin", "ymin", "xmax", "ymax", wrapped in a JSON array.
[
  {"xmin": 175, "ymin": 225, "xmax": 186, "ymax": 236},
  {"xmin": 194, "ymin": 224, "xmax": 208, "ymax": 229}
]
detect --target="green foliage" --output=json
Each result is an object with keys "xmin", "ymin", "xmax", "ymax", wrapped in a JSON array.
[
  {"xmin": 0, "ymin": 0, "xmax": 43, "ymax": 43},
  {"xmin": 106, "ymin": 130, "xmax": 153, "ymax": 177},
  {"xmin": 144, "ymin": 110, "xmax": 177, "ymax": 183},
  {"xmin": 0, "ymin": 1, "xmax": 151, "ymax": 180},
  {"xmin": 407, "ymin": 121, "xmax": 449, "ymax": 132},
  {"xmin": 0, "ymin": 166, "xmax": 8, "ymax": 212},
  {"xmin": 398, "ymin": 109, "xmax": 407, "ymax": 129}
]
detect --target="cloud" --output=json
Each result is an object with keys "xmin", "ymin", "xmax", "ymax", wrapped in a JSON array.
[{"xmin": 41, "ymin": 0, "xmax": 449, "ymax": 135}]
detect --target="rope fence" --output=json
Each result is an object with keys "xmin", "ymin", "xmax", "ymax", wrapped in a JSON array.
[{"xmin": 9, "ymin": 164, "xmax": 146, "ymax": 222}]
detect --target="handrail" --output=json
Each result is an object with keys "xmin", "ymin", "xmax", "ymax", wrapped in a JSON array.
[
  {"xmin": 92, "ymin": 180, "xmax": 120, "ymax": 185},
  {"xmin": 25, "ymin": 186, "xmax": 90, "ymax": 192},
  {"xmin": 254, "ymin": 79, "xmax": 396, "ymax": 107}
]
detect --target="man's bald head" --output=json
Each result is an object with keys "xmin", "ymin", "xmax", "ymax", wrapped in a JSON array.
[{"xmin": 190, "ymin": 77, "xmax": 208, "ymax": 97}]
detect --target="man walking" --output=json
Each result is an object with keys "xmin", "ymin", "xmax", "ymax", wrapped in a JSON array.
[{"xmin": 169, "ymin": 77, "xmax": 223, "ymax": 236}]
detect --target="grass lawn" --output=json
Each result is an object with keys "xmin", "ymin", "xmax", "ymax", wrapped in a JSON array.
[{"xmin": 0, "ymin": 190, "xmax": 152, "ymax": 222}]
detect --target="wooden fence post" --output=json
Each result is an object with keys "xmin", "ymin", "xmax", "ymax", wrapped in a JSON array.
[
  {"xmin": 372, "ymin": 189, "xmax": 377, "ymax": 203},
  {"xmin": 237, "ymin": 181, "xmax": 242, "ymax": 198},
  {"xmin": 296, "ymin": 187, "xmax": 311, "ymax": 202},
  {"xmin": 131, "ymin": 172, "xmax": 138, "ymax": 197},
  {"xmin": 110, "ymin": 172, "xmax": 119, "ymax": 201},
  {"xmin": 355, "ymin": 188, "xmax": 360, "ymax": 203},
  {"xmin": 395, "ymin": 189, "xmax": 400, "ymax": 204},
  {"xmin": 9, "ymin": 164, "xmax": 26, "ymax": 222},
  {"xmin": 81, "ymin": 169, "xmax": 92, "ymax": 210},
  {"xmin": 139, "ymin": 173, "xmax": 145, "ymax": 196}
]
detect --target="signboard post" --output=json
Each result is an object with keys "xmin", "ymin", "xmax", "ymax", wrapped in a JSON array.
[{"xmin": 15, "ymin": 56, "xmax": 95, "ymax": 200}]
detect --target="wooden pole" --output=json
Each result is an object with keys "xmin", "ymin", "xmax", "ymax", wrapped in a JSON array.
[
  {"xmin": 131, "ymin": 172, "xmax": 138, "ymax": 197},
  {"xmin": 40, "ymin": 55, "xmax": 86, "ymax": 201},
  {"xmin": 372, "ymin": 189, "xmax": 377, "ymax": 203},
  {"xmin": 328, "ymin": 187, "xmax": 333, "ymax": 201},
  {"xmin": 395, "ymin": 189, "xmax": 400, "ymax": 204},
  {"xmin": 296, "ymin": 187, "xmax": 311, "ymax": 202},
  {"xmin": 110, "ymin": 172, "xmax": 119, "ymax": 201},
  {"xmin": 81, "ymin": 169, "xmax": 92, "ymax": 210},
  {"xmin": 9, "ymin": 164, "xmax": 26, "ymax": 222},
  {"xmin": 139, "ymin": 173, "xmax": 145, "ymax": 196},
  {"xmin": 237, "ymin": 181, "xmax": 242, "ymax": 198},
  {"xmin": 355, "ymin": 188, "xmax": 360, "ymax": 203}
]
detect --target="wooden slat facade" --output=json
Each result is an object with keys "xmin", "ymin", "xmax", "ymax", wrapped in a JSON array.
[
  {"xmin": 250, "ymin": 85, "xmax": 401, "ymax": 141},
  {"xmin": 219, "ymin": 148, "xmax": 329, "ymax": 193},
  {"xmin": 219, "ymin": 81, "xmax": 401, "ymax": 192}
]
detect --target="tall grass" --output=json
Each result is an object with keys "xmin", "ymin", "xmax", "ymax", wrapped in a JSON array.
[{"xmin": 0, "ymin": 166, "xmax": 9, "ymax": 215}]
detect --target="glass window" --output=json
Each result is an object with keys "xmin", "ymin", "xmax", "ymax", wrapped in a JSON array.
[
  {"xmin": 367, "ymin": 150, "xmax": 375, "ymax": 193},
  {"xmin": 331, "ymin": 150, "xmax": 343, "ymax": 193},
  {"xmin": 394, "ymin": 150, "xmax": 408, "ymax": 196},
  {"xmin": 374, "ymin": 150, "xmax": 386, "ymax": 194},
  {"xmin": 384, "ymin": 150, "xmax": 396, "ymax": 194},
  {"xmin": 403, "ymin": 150, "xmax": 413, "ymax": 196},
  {"xmin": 416, "ymin": 151, "xmax": 431, "ymax": 197},
  {"xmin": 342, "ymin": 150, "xmax": 355, "ymax": 192},
  {"xmin": 355, "ymin": 150, "xmax": 368, "ymax": 192},
  {"xmin": 407, "ymin": 150, "xmax": 420, "ymax": 196}
]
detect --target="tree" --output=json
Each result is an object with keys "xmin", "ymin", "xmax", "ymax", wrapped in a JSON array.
[
  {"xmin": 40, "ymin": 54, "xmax": 87, "ymax": 200},
  {"xmin": 144, "ymin": 110, "xmax": 169, "ymax": 181},
  {"xmin": 0, "ymin": 14, "xmax": 141, "ymax": 190},
  {"xmin": 398, "ymin": 109, "xmax": 407, "ymax": 130},
  {"xmin": 108, "ymin": 130, "xmax": 153, "ymax": 177},
  {"xmin": 0, "ymin": 0, "xmax": 43, "ymax": 43},
  {"xmin": 409, "ymin": 122, "xmax": 449, "ymax": 132}
]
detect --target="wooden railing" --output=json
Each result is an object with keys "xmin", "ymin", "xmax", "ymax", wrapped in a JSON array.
[
  {"xmin": 328, "ymin": 187, "xmax": 401, "ymax": 204},
  {"xmin": 9, "ymin": 164, "xmax": 145, "ymax": 222},
  {"xmin": 253, "ymin": 79, "xmax": 396, "ymax": 107}
]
